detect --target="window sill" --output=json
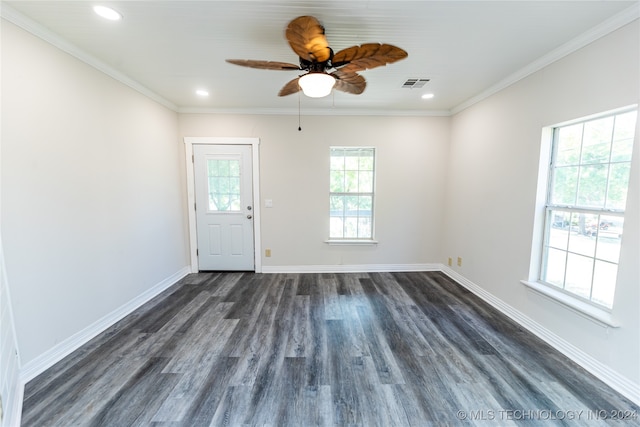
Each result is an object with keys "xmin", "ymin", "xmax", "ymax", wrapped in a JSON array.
[
  {"xmin": 521, "ymin": 280, "xmax": 620, "ymax": 328},
  {"xmin": 324, "ymin": 239, "xmax": 378, "ymax": 246}
]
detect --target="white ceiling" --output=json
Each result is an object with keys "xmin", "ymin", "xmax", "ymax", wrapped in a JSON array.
[{"xmin": 3, "ymin": 1, "xmax": 638, "ymax": 115}]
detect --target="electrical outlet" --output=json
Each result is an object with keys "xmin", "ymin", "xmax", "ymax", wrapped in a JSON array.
[
  {"xmin": 265, "ymin": 249, "xmax": 271, "ymax": 257},
  {"xmin": 447, "ymin": 257, "xmax": 452, "ymax": 266},
  {"xmin": 457, "ymin": 257, "xmax": 462, "ymax": 267}
]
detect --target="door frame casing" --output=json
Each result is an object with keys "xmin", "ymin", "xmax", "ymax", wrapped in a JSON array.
[{"xmin": 184, "ymin": 137, "xmax": 261, "ymax": 273}]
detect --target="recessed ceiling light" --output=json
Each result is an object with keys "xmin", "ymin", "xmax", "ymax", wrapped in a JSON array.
[
  {"xmin": 421, "ymin": 93, "xmax": 435, "ymax": 99},
  {"xmin": 93, "ymin": 5, "xmax": 122, "ymax": 21},
  {"xmin": 196, "ymin": 89, "xmax": 209, "ymax": 97}
]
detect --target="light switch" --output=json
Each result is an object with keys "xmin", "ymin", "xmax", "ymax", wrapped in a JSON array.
[{"xmin": 265, "ymin": 199, "xmax": 273, "ymax": 208}]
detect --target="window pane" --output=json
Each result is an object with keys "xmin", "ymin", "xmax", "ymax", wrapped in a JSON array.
[
  {"xmin": 611, "ymin": 111, "xmax": 637, "ymax": 162},
  {"xmin": 345, "ymin": 156, "xmax": 359, "ymax": 170},
  {"xmin": 551, "ymin": 167, "xmax": 578, "ymax": 205},
  {"xmin": 543, "ymin": 247, "xmax": 566, "ymax": 288},
  {"xmin": 359, "ymin": 155, "xmax": 374, "ymax": 170},
  {"xmin": 359, "ymin": 171, "xmax": 374, "ymax": 192},
  {"xmin": 581, "ymin": 116, "xmax": 613, "ymax": 164},
  {"xmin": 229, "ymin": 160, "xmax": 240, "ymax": 175},
  {"xmin": 595, "ymin": 216, "xmax": 623, "ymax": 263},
  {"xmin": 213, "ymin": 194, "xmax": 230, "ymax": 211},
  {"xmin": 591, "ymin": 260, "xmax": 617, "ymax": 308},
  {"xmin": 564, "ymin": 253, "xmax": 593, "ymax": 299},
  {"xmin": 230, "ymin": 177, "xmax": 240, "ymax": 194},
  {"xmin": 567, "ymin": 213, "xmax": 597, "ymax": 257},
  {"xmin": 230, "ymin": 196, "xmax": 241, "ymax": 211},
  {"xmin": 330, "ymin": 155, "xmax": 345, "ymax": 170},
  {"xmin": 358, "ymin": 195, "xmax": 372, "ymax": 216},
  {"xmin": 606, "ymin": 163, "xmax": 631, "ymax": 210},
  {"xmin": 344, "ymin": 217, "xmax": 358, "ymax": 238},
  {"xmin": 548, "ymin": 210, "xmax": 570, "ymax": 250},
  {"xmin": 345, "ymin": 170, "xmax": 359, "ymax": 192},
  {"xmin": 555, "ymin": 124, "xmax": 582, "ymax": 166},
  {"xmin": 330, "ymin": 217, "xmax": 343, "ymax": 238},
  {"xmin": 611, "ymin": 138, "xmax": 634, "ymax": 163},
  {"xmin": 576, "ymin": 164, "xmax": 607, "ymax": 208},
  {"xmin": 218, "ymin": 160, "xmax": 230, "ymax": 175},
  {"xmin": 345, "ymin": 196, "xmax": 359, "ymax": 216},
  {"xmin": 217, "ymin": 177, "xmax": 230, "ymax": 193},
  {"xmin": 330, "ymin": 195, "xmax": 344, "ymax": 217},
  {"xmin": 358, "ymin": 217, "xmax": 372, "ymax": 238},
  {"xmin": 330, "ymin": 171, "xmax": 344, "ymax": 192}
]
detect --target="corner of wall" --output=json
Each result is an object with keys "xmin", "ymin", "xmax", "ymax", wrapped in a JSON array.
[{"xmin": 0, "ymin": 240, "xmax": 23, "ymax": 427}]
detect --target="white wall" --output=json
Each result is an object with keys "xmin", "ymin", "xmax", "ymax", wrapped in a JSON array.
[
  {"xmin": 1, "ymin": 20, "xmax": 189, "ymax": 372},
  {"xmin": 442, "ymin": 21, "xmax": 639, "ymax": 385},
  {"xmin": 179, "ymin": 113, "xmax": 450, "ymax": 268}
]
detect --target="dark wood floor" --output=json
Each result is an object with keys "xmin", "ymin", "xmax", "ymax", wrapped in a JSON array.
[{"xmin": 21, "ymin": 271, "xmax": 639, "ymax": 426}]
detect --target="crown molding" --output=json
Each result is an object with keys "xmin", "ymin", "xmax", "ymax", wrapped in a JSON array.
[
  {"xmin": 177, "ymin": 106, "xmax": 452, "ymax": 117},
  {"xmin": 1, "ymin": 3, "xmax": 178, "ymax": 112},
  {"xmin": 451, "ymin": 4, "xmax": 640, "ymax": 115}
]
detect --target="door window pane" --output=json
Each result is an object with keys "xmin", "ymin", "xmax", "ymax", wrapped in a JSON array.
[{"xmin": 207, "ymin": 158, "xmax": 242, "ymax": 212}]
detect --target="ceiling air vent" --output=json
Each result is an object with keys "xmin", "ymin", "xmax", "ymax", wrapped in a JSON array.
[{"xmin": 401, "ymin": 78, "xmax": 430, "ymax": 89}]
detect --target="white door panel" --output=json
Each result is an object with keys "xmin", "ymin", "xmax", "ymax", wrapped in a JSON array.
[{"xmin": 194, "ymin": 144, "xmax": 254, "ymax": 271}]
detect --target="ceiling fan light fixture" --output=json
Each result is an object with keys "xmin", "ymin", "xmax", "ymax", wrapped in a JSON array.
[
  {"xmin": 93, "ymin": 5, "xmax": 122, "ymax": 21},
  {"xmin": 298, "ymin": 73, "xmax": 336, "ymax": 98}
]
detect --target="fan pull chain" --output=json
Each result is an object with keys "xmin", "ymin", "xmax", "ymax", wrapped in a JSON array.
[{"xmin": 298, "ymin": 91, "xmax": 302, "ymax": 131}]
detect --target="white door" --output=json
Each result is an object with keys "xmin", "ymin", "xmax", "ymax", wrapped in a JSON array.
[{"xmin": 194, "ymin": 144, "xmax": 254, "ymax": 271}]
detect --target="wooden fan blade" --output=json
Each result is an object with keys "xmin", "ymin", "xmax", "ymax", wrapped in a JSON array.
[
  {"xmin": 278, "ymin": 77, "xmax": 302, "ymax": 96},
  {"xmin": 331, "ymin": 70, "xmax": 366, "ymax": 95},
  {"xmin": 332, "ymin": 43, "xmax": 408, "ymax": 73},
  {"xmin": 226, "ymin": 59, "xmax": 300, "ymax": 70},
  {"xmin": 285, "ymin": 16, "xmax": 331, "ymax": 63}
]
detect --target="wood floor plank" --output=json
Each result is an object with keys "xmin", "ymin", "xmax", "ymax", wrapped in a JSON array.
[
  {"xmin": 355, "ymin": 304, "xmax": 406, "ymax": 385},
  {"xmin": 284, "ymin": 295, "xmax": 311, "ymax": 358},
  {"xmin": 87, "ymin": 357, "xmax": 179, "ymax": 427},
  {"xmin": 326, "ymin": 320, "xmax": 361, "ymax": 425},
  {"xmin": 303, "ymin": 274, "xmax": 330, "ymax": 388},
  {"xmin": 21, "ymin": 271, "xmax": 640, "ymax": 426},
  {"xmin": 208, "ymin": 385, "xmax": 253, "ymax": 427}
]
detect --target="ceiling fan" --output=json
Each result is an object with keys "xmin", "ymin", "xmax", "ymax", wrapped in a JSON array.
[{"xmin": 226, "ymin": 16, "xmax": 408, "ymax": 98}]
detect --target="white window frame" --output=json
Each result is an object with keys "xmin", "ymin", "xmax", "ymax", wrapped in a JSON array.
[
  {"xmin": 523, "ymin": 106, "xmax": 637, "ymax": 327},
  {"xmin": 326, "ymin": 147, "xmax": 378, "ymax": 245}
]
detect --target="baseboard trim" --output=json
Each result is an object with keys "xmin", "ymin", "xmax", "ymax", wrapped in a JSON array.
[
  {"xmin": 6, "ymin": 379, "xmax": 24, "ymax": 427},
  {"xmin": 440, "ymin": 265, "xmax": 640, "ymax": 407},
  {"xmin": 19, "ymin": 266, "xmax": 190, "ymax": 384},
  {"xmin": 261, "ymin": 263, "xmax": 441, "ymax": 274}
]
